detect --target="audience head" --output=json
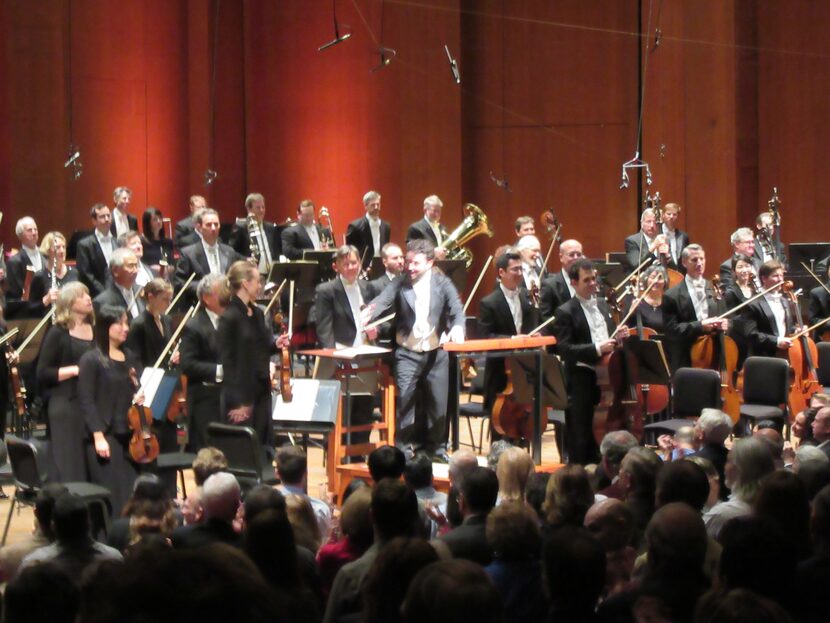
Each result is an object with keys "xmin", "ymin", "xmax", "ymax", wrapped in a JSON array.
[
  {"xmin": 486, "ymin": 502, "xmax": 541, "ymax": 562},
  {"xmin": 243, "ymin": 484, "xmax": 287, "ymax": 525},
  {"xmin": 276, "ymin": 445, "xmax": 308, "ymax": 486},
  {"xmin": 4, "ymin": 563, "xmax": 79, "ymax": 623},
  {"xmin": 495, "ymin": 447, "xmax": 535, "ymax": 504},
  {"xmin": 793, "ymin": 444, "xmax": 828, "ymax": 472},
  {"xmin": 122, "ymin": 474, "xmax": 177, "ymax": 543},
  {"xmin": 448, "ymin": 449, "xmax": 478, "ymax": 486},
  {"xmin": 372, "ymin": 478, "xmax": 420, "ymax": 542},
  {"xmin": 584, "ymin": 498, "xmax": 635, "ymax": 551},
  {"xmin": 402, "ymin": 559, "xmax": 503, "ymax": 623},
  {"xmin": 810, "ymin": 484, "xmax": 830, "ymax": 553},
  {"xmin": 656, "ymin": 459, "xmax": 710, "ymax": 511},
  {"xmin": 687, "ymin": 456, "xmax": 721, "ymax": 510},
  {"xmin": 619, "ymin": 446, "xmax": 662, "ymax": 501},
  {"xmin": 458, "ymin": 466, "xmax": 499, "ymax": 518},
  {"xmin": 201, "ymin": 472, "xmax": 241, "ymax": 523},
  {"xmin": 754, "ymin": 470, "xmax": 811, "ymax": 557},
  {"xmin": 795, "ymin": 457, "xmax": 830, "ymax": 501},
  {"xmin": 404, "ymin": 453, "xmax": 434, "ymax": 490},
  {"xmin": 525, "ymin": 471, "xmax": 551, "ymax": 521},
  {"xmin": 542, "ymin": 464, "xmax": 594, "ymax": 527},
  {"xmin": 34, "ymin": 484, "xmax": 68, "ymax": 541},
  {"xmin": 339, "ymin": 486, "xmax": 374, "ymax": 550},
  {"xmin": 543, "ymin": 525, "xmax": 606, "ymax": 615},
  {"xmin": 192, "ymin": 447, "xmax": 229, "ymax": 487},
  {"xmin": 753, "ymin": 426, "xmax": 784, "ymax": 464},
  {"xmin": 725, "ymin": 437, "xmax": 775, "ymax": 504},
  {"xmin": 243, "ymin": 508, "xmax": 300, "ymax": 590},
  {"xmin": 694, "ymin": 588, "xmax": 795, "ymax": 623},
  {"xmin": 486, "ymin": 440, "xmax": 513, "ymax": 471},
  {"xmin": 285, "ymin": 494, "xmax": 321, "ymax": 553},
  {"xmin": 645, "ymin": 502, "xmax": 708, "ymax": 577},
  {"xmin": 812, "ymin": 406, "xmax": 830, "ymax": 443},
  {"xmin": 695, "ymin": 409, "xmax": 733, "ymax": 447},
  {"xmin": 600, "ymin": 430, "xmax": 638, "ymax": 478},
  {"xmin": 368, "ymin": 445, "xmax": 406, "ymax": 482},
  {"xmin": 52, "ymin": 494, "xmax": 91, "ymax": 544}
]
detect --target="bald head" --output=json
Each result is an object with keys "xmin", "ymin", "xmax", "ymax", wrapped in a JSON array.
[
  {"xmin": 558, "ymin": 239, "xmax": 584, "ymax": 271},
  {"xmin": 584, "ymin": 498, "xmax": 634, "ymax": 551},
  {"xmin": 201, "ymin": 472, "xmax": 241, "ymax": 522},
  {"xmin": 449, "ymin": 449, "xmax": 478, "ymax": 485},
  {"xmin": 753, "ymin": 427, "xmax": 784, "ymax": 461}
]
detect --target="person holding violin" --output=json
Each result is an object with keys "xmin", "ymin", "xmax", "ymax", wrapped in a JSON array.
[
  {"xmin": 724, "ymin": 253, "xmax": 757, "ymax": 367},
  {"xmin": 661, "ymin": 244, "xmax": 729, "ymax": 371},
  {"xmin": 78, "ymin": 304, "xmax": 144, "ymax": 515},
  {"xmin": 36, "ymin": 282, "xmax": 95, "ymax": 482},
  {"xmin": 630, "ymin": 265, "xmax": 668, "ymax": 333},
  {"xmin": 28, "ymin": 231, "xmax": 80, "ymax": 317},
  {"xmin": 552, "ymin": 258, "xmax": 630, "ymax": 465},
  {"xmin": 478, "ymin": 250, "xmax": 540, "ymax": 439},
  {"xmin": 623, "ymin": 209, "xmax": 674, "ymax": 271},
  {"xmin": 218, "ymin": 261, "xmax": 288, "ymax": 454},
  {"xmin": 740, "ymin": 260, "xmax": 796, "ymax": 357},
  {"xmin": 180, "ymin": 274, "xmax": 230, "ymax": 452},
  {"xmin": 539, "ymin": 239, "xmax": 584, "ymax": 323}
]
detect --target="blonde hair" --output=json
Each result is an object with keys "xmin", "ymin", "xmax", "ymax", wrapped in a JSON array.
[
  {"xmin": 54, "ymin": 282, "xmax": 93, "ymax": 329},
  {"xmin": 140, "ymin": 277, "xmax": 173, "ymax": 301},
  {"xmin": 496, "ymin": 447, "xmax": 535, "ymax": 504},
  {"xmin": 227, "ymin": 260, "xmax": 257, "ymax": 292},
  {"xmin": 39, "ymin": 231, "xmax": 66, "ymax": 256},
  {"xmin": 285, "ymin": 494, "xmax": 322, "ymax": 553}
]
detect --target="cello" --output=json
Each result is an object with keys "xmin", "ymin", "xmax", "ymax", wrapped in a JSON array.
[
  {"xmin": 127, "ymin": 368, "xmax": 160, "ymax": 464},
  {"xmin": 627, "ymin": 273, "xmax": 670, "ymax": 416},
  {"xmin": 781, "ymin": 282, "xmax": 820, "ymax": 418}
]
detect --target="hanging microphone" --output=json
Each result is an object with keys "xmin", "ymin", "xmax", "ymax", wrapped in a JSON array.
[
  {"xmin": 444, "ymin": 45, "xmax": 461, "ymax": 84},
  {"xmin": 371, "ymin": 47, "xmax": 397, "ymax": 72},
  {"xmin": 319, "ymin": 21, "xmax": 352, "ymax": 51}
]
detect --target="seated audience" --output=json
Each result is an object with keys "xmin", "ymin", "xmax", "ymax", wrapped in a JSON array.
[
  {"xmin": 495, "ymin": 446, "xmax": 535, "ymax": 505},
  {"xmin": 583, "ymin": 499, "xmax": 636, "ymax": 599},
  {"xmin": 690, "ymin": 409, "xmax": 734, "ymax": 500},
  {"xmin": 544, "ymin": 525, "xmax": 606, "ymax": 623},
  {"xmin": 317, "ymin": 487, "xmax": 373, "ymax": 598},
  {"xmin": 181, "ymin": 447, "xmax": 229, "ymax": 526},
  {"xmin": 444, "ymin": 449, "xmax": 479, "ymax": 530},
  {"xmin": 286, "ymin": 493, "xmax": 323, "ymax": 554},
  {"xmin": 694, "ymin": 589, "xmax": 795, "ymax": 623},
  {"xmin": 795, "ymin": 454, "xmax": 830, "ymax": 501},
  {"xmin": 404, "ymin": 453, "xmax": 448, "ymax": 537},
  {"xmin": 618, "ymin": 446, "xmax": 662, "ymax": 545},
  {"xmin": 524, "ymin": 471, "xmax": 550, "ymax": 522},
  {"xmin": 754, "ymin": 470, "xmax": 811, "ymax": 561},
  {"xmin": 596, "ymin": 431, "xmax": 639, "ymax": 498},
  {"xmin": 367, "ymin": 445, "xmax": 406, "ymax": 482},
  {"xmin": 686, "ymin": 456, "xmax": 721, "ymax": 512},
  {"xmin": 108, "ymin": 474, "xmax": 178, "ymax": 552},
  {"xmin": 4, "ymin": 563, "xmax": 79, "ymax": 623},
  {"xmin": 793, "ymin": 484, "xmax": 830, "ymax": 622},
  {"xmin": 277, "ymin": 445, "xmax": 332, "ymax": 539},
  {"xmin": 541, "ymin": 464, "xmax": 594, "ymax": 535},
  {"xmin": 172, "ymin": 472, "xmax": 242, "ymax": 549}
]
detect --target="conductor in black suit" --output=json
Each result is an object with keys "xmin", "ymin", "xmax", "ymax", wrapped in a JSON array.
[
  {"xmin": 180, "ymin": 273, "xmax": 229, "ymax": 452},
  {"xmin": 624, "ymin": 208, "xmax": 676, "ymax": 271},
  {"xmin": 93, "ymin": 248, "xmax": 146, "ymax": 319},
  {"xmin": 405, "ymin": 195, "xmax": 450, "ymax": 259},
  {"xmin": 661, "ymin": 244, "xmax": 730, "ymax": 371},
  {"xmin": 478, "ymin": 250, "xmax": 539, "ymax": 417},
  {"xmin": 230, "ymin": 193, "xmax": 281, "ymax": 272},
  {"xmin": 539, "ymin": 238, "xmax": 584, "ymax": 324},
  {"xmin": 280, "ymin": 199, "xmax": 333, "ymax": 260},
  {"xmin": 552, "ymin": 259, "xmax": 630, "ymax": 464},
  {"xmin": 4, "ymin": 216, "xmax": 48, "ymax": 318},
  {"xmin": 741, "ymin": 260, "xmax": 796, "ymax": 357},
  {"xmin": 174, "ymin": 208, "xmax": 243, "ymax": 306},
  {"xmin": 345, "ymin": 190, "xmax": 391, "ymax": 270},
  {"xmin": 364, "ymin": 239, "xmax": 465, "ymax": 461},
  {"xmin": 110, "ymin": 186, "xmax": 139, "ymax": 239},
  {"xmin": 76, "ymin": 203, "xmax": 116, "ymax": 298},
  {"xmin": 175, "ymin": 195, "xmax": 206, "ymax": 249},
  {"xmin": 809, "ymin": 263, "xmax": 830, "ymax": 341}
]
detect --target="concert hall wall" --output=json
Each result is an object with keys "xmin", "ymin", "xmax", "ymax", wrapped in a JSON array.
[{"xmin": 1, "ymin": 1, "xmax": 828, "ymax": 299}]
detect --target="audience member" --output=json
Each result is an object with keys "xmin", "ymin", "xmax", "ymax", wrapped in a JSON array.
[
  {"xmin": 487, "ymin": 440, "xmax": 514, "ymax": 471},
  {"xmin": 544, "ymin": 525, "xmax": 605, "ymax": 623},
  {"xmin": 595, "ymin": 431, "xmax": 639, "ymax": 498},
  {"xmin": 436, "ymin": 466, "xmax": 499, "ymax": 565},
  {"xmin": 694, "ymin": 589, "xmax": 795, "ymax": 623},
  {"xmin": 618, "ymin": 446, "xmax": 662, "ymax": 544},
  {"xmin": 753, "ymin": 425, "xmax": 785, "ymax": 468},
  {"xmin": 182, "ymin": 447, "xmax": 229, "ymax": 526},
  {"xmin": 445, "ymin": 449, "xmax": 479, "ymax": 530},
  {"xmin": 686, "ymin": 456, "xmax": 721, "ymax": 511},
  {"xmin": 754, "ymin": 469, "xmax": 811, "ymax": 560},
  {"xmin": 495, "ymin": 446, "xmax": 535, "ymax": 505},
  {"xmin": 524, "ymin": 471, "xmax": 550, "ymax": 522},
  {"xmin": 405, "ymin": 453, "xmax": 448, "ymax": 537},
  {"xmin": 286, "ymin": 493, "xmax": 323, "ymax": 553},
  {"xmin": 317, "ymin": 487, "xmax": 373, "ymax": 598},
  {"xmin": 108, "ymin": 474, "xmax": 177, "ymax": 552},
  {"xmin": 795, "ymin": 455, "xmax": 830, "ymax": 501},
  {"xmin": 172, "ymin": 472, "xmax": 242, "ymax": 549},
  {"xmin": 813, "ymin": 406, "xmax": 830, "ymax": 459},
  {"xmin": 584, "ymin": 499, "xmax": 636, "ymax": 599},
  {"xmin": 690, "ymin": 409, "xmax": 733, "ymax": 500},
  {"xmin": 277, "ymin": 445, "xmax": 332, "ymax": 539},
  {"xmin": 541, "ymin": 464, "xmax": 594, "ymax": 535},
  {"xmin": 792, "ymin": 484, "xmax": 830, "ymax": 622},
  {"xmin": 4, "ymin": 563, "xmax": 79, "ymax": 623},
  {"xmin": 367, "ymin": 445, "xmax": 406, "ymax": 482}
]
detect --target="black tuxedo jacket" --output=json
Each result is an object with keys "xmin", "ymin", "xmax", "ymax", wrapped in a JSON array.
[
  {"xmin": 5, "ymin": 249, "xmax": 48, "ymax": 300},
  {"xmin": 171, "ymin": 518, "xmax": 242, "ymax": 550},
  {"xmin": 624, "ymin": 232, "xmax": 680, "ymax": 271},
  {"xmin": 180, "ymin": 308, "xmax": 220, "ymax": 384},
  {"xmin": 280, "ymin": 223, "xmax": 333, "ymax": 260},
  {"xmin": 174, "ymin": 216, "xmax": 195, "ymax": 249},
  {"xmin": 76, "ymin": 233, "xmax": 115, "ymax": 297},
  {"xmin": 809, "ymin": 284, "xmax": 830, "ymax": 330},
  {"xmin": 230, "ymin": 220, "xmax": 281, "ymax": 261},
  {"xmin": 126, "ymin": 310, "xmax": 173, "ymax": 367},
  {"xmin": 174, "ymin": 241, "xmax": 242, "ymax": 303},
  {"xmin": 313, "ymin": 278, "xmax": 374, "ymax": 348},
  {"xmin": 406, "ymin": 218, "xmax": 450, "ymax": 246},
  {"xmin": 345, "ymin": 216, "xmax": 391, "ymax": 268},
  {"xmin": 93, "ymin": 283, "xmax": 146, "ymax": 316},
  {"xmin": 27, "ymin": 267, "xmax": 80, "ymax": 318},
  {"xmin": 741, "ymin": 296, "xmax": 795, "ymax": 357},
  {"xmin": 478, "ymin": 287, "xmax": 539, "ymax": 405},
  {"xmin": 661, "ymin": 280, "xmax": 726, "ymax": 370},
  {"xmin": 552, "ymin": 297, "xmax": 615, "ymax": 371},
  {"xmin": 109, "ymin": 213, "xmax": 138, "ymax": 237},
  {"xmin": 754, "ymin": 238, "xmax": 786, "ymax": 266},
  {"xmin": 367, "ymin": 274, "xmax": 394, "ymax": 299},
  {"xmin": 718, "ymin": 255, "xmax": 762, "ymax": 290},
  {"xmin": 539, "ymin": 271, "xmax": 572, "ymax": 325}
]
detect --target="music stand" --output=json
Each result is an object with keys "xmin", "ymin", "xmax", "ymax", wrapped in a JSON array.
[
  {"xmin": 594, "ymin": 262, "xmax": 627, "ymax": 290},
  {"xmin": 434, "ymin": 259, "xmax": 467, "ymax": 294},
  {"xmin": 268, "ymin": 262, "xmax": 318, "ymax": 294},
  {"xmin": 508, "ymin": 353, "xmax": 568, "ymax": 411},
  {"xmin": 303, "ymin": 250, "xmax": 337, "ymax": 283},
  {"xmin": 272, "ymin": 379, "xmax": 341, "ymax": 431},
  {"xmin": 623, "ymin": 336, "xmax": 671, "ymax": 397},
  {"xmin": 790, "ymin": 243, "xmax": 830, "ymax": 274}
]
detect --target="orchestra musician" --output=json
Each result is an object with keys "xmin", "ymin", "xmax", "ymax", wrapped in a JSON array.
[
  {"xmin": 76, "ymin": 203, "xmax": 116, "ymax": 298},
  {"xmin": 661, "ymin": 244, "xmax": 729, "ymax": 371},
  {"xmin": 478, "ymin": 250, "xmax": 539, "ymax": 414},
  {"xmin": 174, "ymin": 208, "xmax": 243, "ymax": 305},
  {"xmin": 280, "ymin": 199, "xmax": 333, "ymax": 260},
  {"xmin": 405, "ymin": 195, "xmax": 449, "ymax": 260},
  {"xmin": 539, "ymin": 239, "xmax": 584, "ymax": 323},
  {"xmin": 5, "ymin": 217, "xmax": 46, "ymax": 318},
  {"xmin": 364, "ymin": 238, "xmax": 465, "ymax": 461},
  {"xmin": 660, "ymin": 203, "xmax": 689, "ymax": 271},
  {"xmin": 230, "ymin": 193, "xmax": 281, "ymax": 273},
  {"xmin": 552, "ymin": 258, "xmax": 629, "ymax": 465},
  {"xmin": 366, "ymin": 243, "xmax": 404, "ymax": 346},
  {"xmin": 624, "ymin": 208, "xmax": 675, "ymax": 271},
  {"xmin": 29, "ymin": 231, "xmax": 80, "ymax": 318},
  {"xmin": 175, "ymin": 195, "xmax": 206, "ymax": 249},
  {"xmin": 755, "ymin": 211, "xmax": 785, "ymax": 265},
  {"xmin": 117, "ymin": 231, "xmax": 156, "ymax": 288},
  {"xmin": 218, "ymin": 261, "xmax": 288, "ymax": 453},
  {"xmin": 36, "ymin": 282, "xmax": 95, "ymax": 482},
  {"xmin": 180, "ymin": 274, "xmax": 229, "ymax": 452},
  {"xmin": 808, "ymin": 262, "xmax": 830, "ymax": 341},
  {"xmin": 718, "ymin": 227, "xmax": 761, "ymax": 290},
  {"xmin": 740, "ymin": 260, "xmax": 795, "ymax": 357},
  {"xmin": 312, "ymin": 245, "xmax": 378, "ymax": 446},
  {"xmin": 514, "ymin": 216, "xmax": 536, "ymax": 239},
  {"xmin": 724, "ymin": 253, "xmax": 757, "ymax": 367},
  {"xmin": 629, "ymin": 265, "xmax": 668, "ymax": 333},
  {"xmin": 142, "ymin": 207, "xmax": 174, "ymax": 271},
  {"xmin": 345, "ymin": 190, "xmax": 391, "ymax": 270},
  {"xmin": 78, "ymin": 304, "xmax": 143, "ymax": 515},
  {"xmin": 93, "ymin": 248, "xmax": 145, "ymax": 320},
  {"xmin": 516, "ymin": 235, "xmax": 545, "ymax": 290},
  {"xmin": 110, "ymin": 186, "xmax": 139, "ymax": 238}
]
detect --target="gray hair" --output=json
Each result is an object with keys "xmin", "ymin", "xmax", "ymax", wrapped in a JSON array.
[
  {"xmin": 197, "ymin": 273, "xmax": 229, "ymax": 300},
  {"xmin": 109, "ymin": 248, "xmax": 137, "ymax": 272},
  {"xmin": 363, "ymin": 190, "xmax": 381, "ymax": 206},
  {"xmin": 681, "ymin": 243, "xmax": 704, "ymax": 263},
  {"xmin": 195, "ymin": 208, "xmax": 219, "ymax": 225},
  {"xmin": 640, "ymin": 208, "xmax": 656, "ymax": 224},
  {"xmin": 15, "ymin": 216, "xmax": 36, "ymax": 238},
  {"xmin": 449, "ymin": 448, "xmax": 478, "ymax": 485},
  {"xmin": 695, "ymin": 408, "xmax": 733, "ymax": 444},
  {"xmin": 245, "ymin": 193, "xmax": 264, "ymax": 210},
  {"xmin": 729, "ymin": 437, "xmax": 775, "ymax": 504},
  {"xmin": 112, "ymin": 186, "xmax": 132, "ymax": 201},
  {"xmin": 334, "ymin": 245, "xmax": 360, "ymax": 262},
  {"xmin": 600, "ymin": 430, "xmax": 638, "ymax": 466},
  {"xmin": 730, "ymin": 227, "xmax": 754, "ymax": 246},
  {"xmin": 795, "ymin": 445, "xmax": 830, "ymax": 471},
  {"xmin": 201, "ymin": 472, "xmax": 241, "ymax": 521},
  {"xmin": 423, "ymin": 194, "xmax": 443, "ymax": 209}
]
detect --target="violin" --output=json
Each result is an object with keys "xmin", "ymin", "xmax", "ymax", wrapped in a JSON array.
[
  {"xmin": 274, "ymin": 311, "xmax": 293, "ymax": 403},
  {"xmin": 3, "ymin": 333, "xmax": 30, "ymax": 437},
  {"xmin": 127, "ymin": 368, "xmax": 160, "ymax": 464},
  {"xmin": 689, "ymin": 276, "xmax": 741, "ymax": 423}
]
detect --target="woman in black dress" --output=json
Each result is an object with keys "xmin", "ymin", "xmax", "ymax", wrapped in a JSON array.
[
  {"xmin": 630, "ymin": 265, "xmax": 668, "ymax": 334},
  {"xmin": 29, "ymin": 232, "xmax": 80, "ymax": 317},
  {"xmin": 142, "ymin": 207, "xmax": 174, "ymax": 273},
  {"xmin": 126, "ymin": 278, "xmax": 176, "ymax": 368},
  {"xmin": 36, "ymin": 282, "xmax": 95, "ymax": 482},
  {"xmin": 724, "ymin": 253, "xmax": 756, "ymax": 369},
  {"xmin": 78, "ymin": 304, "xmax": 143, "ymax": 515}
]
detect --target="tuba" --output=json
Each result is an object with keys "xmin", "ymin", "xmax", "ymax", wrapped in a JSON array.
[{"xmin": 438, "ymin": 203, "xmax": 494, "ymax": 268}]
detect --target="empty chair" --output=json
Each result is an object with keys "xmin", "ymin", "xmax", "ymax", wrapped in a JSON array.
[
  {"xmin": 205, "ymin": 423, "xmax": 279, "ymax": 490},
  {"xmin": 817, "ymin": 342, "xmax": 830, "ymax": 391},
  {"xmin": 739, "ymin": 356, "xmax": 789, "ymax": 433},
  {"xmin": 643, "ymin": 367, "xmax": 721, "ymax": 439}
]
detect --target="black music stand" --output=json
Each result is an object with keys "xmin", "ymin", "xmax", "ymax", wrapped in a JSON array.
[
  {"xmin": 434, "ymin": 259, "xmax": 467, "ymax": 294},
  {"xmin": 303, "ymin": 250, "xmax": 337, "ymax": 283},
  {"xmin": 790, "ymin": 243, "xmax": 830, "ymax": 275},
  {"xmin": 594, "ymin": 262, "xmax": 627, "ymax": 290},
  {"xmin": 268, "ymin": 261, "xmax": 318, "ymax": 298},
  {"xmin": 623, "ymin": 336, "xmax": 671, "ymax": 392}
]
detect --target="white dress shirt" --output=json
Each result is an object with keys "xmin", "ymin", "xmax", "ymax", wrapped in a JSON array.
[
  {"xmin": 577, "ymin": 295, "xmax": 610, "ymax": 347},
  {"xmin": 764, "ymin": 292, "xmax": 788, "ymax": 338},
  {"xmin": 94, "ymin": 230, "xmax": 114, "ymax": 266},
  {"xmin": 685, "ymin": 275, "xmax": 709, "ymax": 322},
  {"xmin": 206, "ymin": 308, "xmax": 224, "ymax": 382},
  {"xmin": 662, "ymin": 224, "xmax": 679, "ymax": 263},
  {"xmin": 202, "ymin": 241, "xmax": 222, "ymax": 275},
  {"xmin": 425, "ymin": 217, "xmax": 442, "ymax": 245},
  {"xmin": 112, "ymin": 208, "xmax": 130, "ymax": 238},
  {"xmin": 305, "ymin": 225, "xmax": 321, "ymax": 250},
  {"xmin": 339, "ymin": 276, "xmax": 364, "ymax": 348},
  {"xmin": 117, "ymin": 284, "xmax": 140, "ymax": 319},
  {"xmin": 22, "ymin": 246, "xmax": 43, "ymax": 271},
  {"xmin": 500, "ymin": 283, "xmax": 522, "ymax": 334},
  {"xmin": 366, "ymin": 215, "xmax": 382, "ymax": 257},
  {"xmin": 400, "ymin": 269, "xmax": 437, "ymax": 352}
]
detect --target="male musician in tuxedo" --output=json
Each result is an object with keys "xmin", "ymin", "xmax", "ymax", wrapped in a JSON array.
[
  {"xmin": 117, "ymin": 231, "xmax": 155, "ymax": 287},
  {"xmin": 230, "ymin": 193, "xmax": 281, "ymax": 273},
  {"xmin": 175, "ymin": 195, "xmax": 206, "ymax": 249},
  {"xmin": 552, "ymin": 258, "xmax": 629, "ymax": 465},
  {"xmin": 180, "ymin": 273, "xmax": 230, "ymax": 452},
  {"xmin": 280, "ymin": 199, "xmax": 333, "ymax": 260},
  {"xmin": 661, "ymin": 244, "xmax": 730, "ymax": 371},
  {"xmin": 76, "ymin": 204, "xmax": 116, "ymax": 298},
  {"xmin": 719, "ymin": 227, "xmax": 761, "ymax": 289},
  {"xmin": 110, "ymin": 186, "xmax": 138, "ymax": 239},
  {"xmin": 808, "ymin": 263, "xmax": 830, "ymax": 341},
  {"xmin": 174, "ymin": 208, "xmax": 243, "ymax": 305},
  {"xmin": 93, "ymin": 248, "xmax": 145, "ymax": 319},
  {"xmin": 364, "ymin": 238, "xmax": 465, "ymax": 461},
  {"xmin": 345, "ymin": 190, "xmax": 391, "ymax": 270},
  {"xmin": 754, "ymin": 211, "xmax": 786, "ymax": 266},
  {"xmin": 4, "ymin": 217, "xmax": 47, "ymax": 318},
  {"xmin": 478, "ymin": 250, "xmax": 540, "ymax": 417},
  {"xmin": 516, "ymin": 235, "xmax": 544, "ymax": 292},
  {"xmin": 740, "ymin": 260, "xmax": 795, "ymax": 357},
  {"xmin": 405, "ymin": 195, "xmax": 449, "ymax": 259},
  {"xmin": 539, "ymin": 239, "xmax": 584, "ymax": 322},
  {"xmin": 624, "ymin": 208, "xmax": 676, "ymax": 271},
  {"xmin": 367, "ymin": 243, "xmax": 404, "ymax": 346},
  {"xmin": 660, "ymin": 203, "xmax": 690, "ymax": 271},
  {"xmin": 313, "ymin": 246, "xmax": 378, "ymax": 447},
  {"xmin": 515, "ymin": 216, "xmax": 535, "ymax": 238}
]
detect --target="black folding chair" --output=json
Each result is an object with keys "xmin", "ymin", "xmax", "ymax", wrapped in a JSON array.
[
  {"xmin": 739, "ymin": 356, "xmax": 789, "ymax": 434},
  {"xmin": 205, "ymin": 424, "xmax": 279, "ymax": 491},
  {"xmin": 643, "ymin": 367, "xmax": 721, "ymax": 440}
]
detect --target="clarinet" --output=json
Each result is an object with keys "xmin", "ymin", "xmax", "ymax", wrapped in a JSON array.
[{"xmin": 50, "ymin": 253, "xmax": 58, "ymax": 324}]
